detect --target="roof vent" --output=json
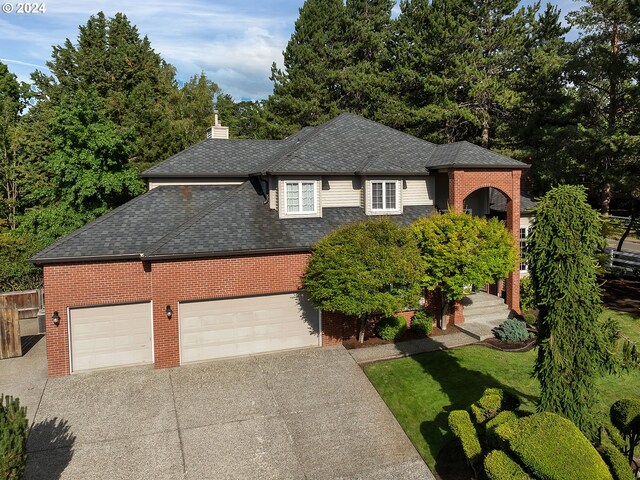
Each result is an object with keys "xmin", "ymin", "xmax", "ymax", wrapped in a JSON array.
[{"xmin": 206, "ymin": 110, "xmax": 229, "ymax": 139}]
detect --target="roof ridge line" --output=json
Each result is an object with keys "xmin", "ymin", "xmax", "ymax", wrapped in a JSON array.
[
  {"xmin": 30, "ymin": 187, "xmax": 163, "ymax": 260},
  {"xmin": 142, "ymin": 183, "xmax": 248, "ymax": 257},
  {"xmin": 257, "ymin": 114, "xmax": 344, "ymax": 174}
]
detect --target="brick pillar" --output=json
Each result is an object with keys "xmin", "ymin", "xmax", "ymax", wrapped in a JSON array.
[
  {"xmin": 449, "ymin": 300, "xmax": 464, "ymax": 327},
  {"xmin": 448, "ymin": 169, "xmax": 464, "ymax": 211},
  {"xmin": 506, "ymin": 171, "xmax": 522, "ymax": 314}
]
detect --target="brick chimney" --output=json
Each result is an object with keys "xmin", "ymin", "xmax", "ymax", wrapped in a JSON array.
[{"xmin": 206, "ymin": 110, "xmax": 229, "ymax": 139}]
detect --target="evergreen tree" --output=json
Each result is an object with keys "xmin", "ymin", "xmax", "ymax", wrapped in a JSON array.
[
  {"xmin": 567, "ymin": 0, "xmax": 640, "ymax": 214},
  {"xmin": 267, "ymin": 0, "xmax": 345, "ymax": 135},
  {"xmin": 529, "ymin": 185, "xmax": 613, "ymax": 439}
]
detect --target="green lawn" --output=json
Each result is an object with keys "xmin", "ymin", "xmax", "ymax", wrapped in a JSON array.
[{"xmin": 364, "ymin": 309, "xmax": 640, "ymax": 470}]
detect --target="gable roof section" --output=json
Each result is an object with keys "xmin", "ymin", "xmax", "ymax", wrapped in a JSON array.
[
  {"xmin": 257, "ymin": 113, "xmax": 436, "ymax": 175},
  {"xmin": 30, "ymin": 185, "xmax": 239, "ymax": 263},
  {"xmin": 31, "ymin": 182, "xmax": 434, "ymax": 264},
  {"xmin": 427, "ymin": 141, "xmax": 527, "ymax": 169}
]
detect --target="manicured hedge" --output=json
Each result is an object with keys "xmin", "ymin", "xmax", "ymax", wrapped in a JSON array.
[
  {"xmin": 494, "ymin": 412, "xmax": 613, "ymax": 480},
  {"xmin": 448, "ymin": 410, "xmax": 482, "ymax": 466},
  {"xmin": 0, "ymin": 394, "xmax": 28, "ymax": 480},
  {"xmin": 471, "ymin": 388, "xmax": 520, "ymax": 424},
  {"xmin": 410, "ymin": 310, "xmax": 433, "ymax": 336},
  {"xmin": 484, "ymin": 450, "xmax": 529, "ymax": 480},
  {"xmin": 376, "ymin": 315, "xmax": 407, "ymax": 341},
  {"xmin": 610, "ymin": 399, "xmax": 640, "ymax": 437},
  {"xmin": 600, "ymin": 443, "xmax": 634, "ymax": 480},
  {"xmin": 486, "ymin": 410, "xmax": 521, "ymax": 450}
]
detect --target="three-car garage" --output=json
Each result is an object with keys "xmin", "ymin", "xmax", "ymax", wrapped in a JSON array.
[{"xmin": 67, "ymin": 293, "xmax": 320, "ymax": 373}]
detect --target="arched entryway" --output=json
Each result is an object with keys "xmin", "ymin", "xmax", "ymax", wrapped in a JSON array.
[{"xmin": 447, "ymin": 169, "xmax": 522, "ymax": 318}]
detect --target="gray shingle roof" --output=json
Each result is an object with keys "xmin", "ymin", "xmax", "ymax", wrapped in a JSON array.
[
  {"xmin": 31, "ymin": 183, "xmax": 434, "ymax": 264},
  {"xmin": 30, "ymin": 185, "xmax": 239, "ymax": 263},
  {"xmin": 141, "ymin": 113, "xmax": 528, "ymax": 179},
  {"xmin": 427, "ymin": 141, "xmax": 528, "ymax": 169}
]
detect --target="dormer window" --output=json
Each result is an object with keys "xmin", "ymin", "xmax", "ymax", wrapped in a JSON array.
[
  {"xmin": 285, "ymin": 181, "xmax": 317, "ymax": 214},
  {"xmin": 370, "ymin": 180, "xmax": 399, "ymax": 212}
]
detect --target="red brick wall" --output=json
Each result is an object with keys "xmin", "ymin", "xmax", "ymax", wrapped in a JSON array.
[
  {"xmin": 44, "ymin": 253, "xmax": 310, "ymax": 377},
  {"xmin": 44, "ymin": 261, "xmax": 153, "ymax": 377}
]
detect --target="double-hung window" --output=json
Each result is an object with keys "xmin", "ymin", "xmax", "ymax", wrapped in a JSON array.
[
  {"xmin": 285, "ymin": 181, "xmax": 317, "ymax": 214},
  {"xmin": 371, "ymin": 180, "xmax": 398, "ymax": 212}
]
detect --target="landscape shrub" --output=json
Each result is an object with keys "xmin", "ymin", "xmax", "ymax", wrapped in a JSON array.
[
  {"xmin": 600, "ymin": 443, "xmax": 634, "ymax": 480},
  {"xmin": 486, "ymin": 411, "xmax": 521, "ymax": 450},
  {"xmin": 519, "ymin": 275, "xmax": 535, "ymax": 311},
  {"xmin": 523, "ymin": 313, "xmax": 536, "ymax": 325},
  {"xmin": 0, "ymin": 394, "xmax": 28, "ymax": 480},
  {"xmin": 471, "ymin": 388, "xmax": 521, "ymax": 424},
  {"xmin": 604, "ymin": 266, "xmax": 628, "ymax": 278},
  {"xmin": 484, "ymin": 450, "xmax": 529, "ymax": 480},
  {"xmin": 494, "ymin": 412, "xmax": 613, "ymax": 480},
  {"xmin": 492, "ymin": 318, "xmax": 532, "ymax": 342},
  {"xmin": 448, "ymin": 410, "xmax": 482, "ymax": 466},
  {"xmin": 610, "ymin": 399, "xmax": 640, "ymax": 463},
  {"xmin": 410, "ymin": 310, "xmax": 433, "ymax": 336},
  {"xmin": 376, "ymin": 315, "xmax": 406, "ymax": 341}
]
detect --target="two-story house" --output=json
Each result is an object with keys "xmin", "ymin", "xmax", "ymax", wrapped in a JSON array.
[{"xmin": 32, "ymin": 113, "xmax": 528, "ymax": 377}]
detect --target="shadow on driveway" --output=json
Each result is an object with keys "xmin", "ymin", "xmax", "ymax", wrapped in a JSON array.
[{"xmin": 26, "ymin": 418, "xmax": 75, "ymax": 480}]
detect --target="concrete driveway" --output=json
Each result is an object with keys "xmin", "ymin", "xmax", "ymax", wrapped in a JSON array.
[{"xmin": 1, "ymin": 338, "xmax": 433, "ymax": 479}]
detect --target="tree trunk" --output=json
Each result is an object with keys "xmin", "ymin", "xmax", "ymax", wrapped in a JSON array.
[
  {"xmin": 601, "ymin": 183, "xmax": 612, "ymax": 216},
  {"xmin": 617, "ymin": 200, "xmax": 637, "ymax": 252},
  {"xmin": 481, "ymin": 112, "xmax": 490, "ymax": 149},
  {"xmin": 357, "ymin": 314, "xmax": 369, "ymax": 343}
]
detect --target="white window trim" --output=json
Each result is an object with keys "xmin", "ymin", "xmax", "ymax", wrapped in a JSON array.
[
  {"xmin": 370, "ymin": 180, "xmax": 401, "ymax": 212},
  {"xmin": 284, "ymin": 181, "xmax": 318, "ymax": 215},
  {"xmin": 519, "ymin": 226, "xmax": 530, "ymax": 273}
]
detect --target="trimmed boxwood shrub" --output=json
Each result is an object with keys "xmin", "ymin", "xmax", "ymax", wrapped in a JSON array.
[
  {"xmin": 494, "ymin": 412, "xmax": 613, "ymax": 480},
  {"xmin": 484, "ymin": 450, "xmax": 529, "ymax": 480},
  {"xmin": 0, "ymin": 394, "xmax": 28, "ymax": 480},
  {"xmin": 610, "ymin": 399, "xmax": 640, "ymax": 463},
  {"xmin": 492, "ymin": 318, "xmax": 532, "ymax": 342},
  {"xmin": 448, "ymin": 410, "xmax": 482, "ymax": 466},
  {"xmin": 376, "ymin": 315, "xmax": 406, "ymax": 341},
  {"xmin": 471, "ymin": 388, "xmax": 521, "ymax": 424},
  {"xmin": 600, "ymin": 443, "xmax": 634, "ymax": 480},
  {"xmin": 410, "ymin": 310, "xmax": 433, "ymax": 336},
  {"xmin": 486, "ymin": 411, "xmax": 521, "ymax": 450},
  {"xmin": 519, "ymin": 275, "xmax": 535, "ymax": 311}
]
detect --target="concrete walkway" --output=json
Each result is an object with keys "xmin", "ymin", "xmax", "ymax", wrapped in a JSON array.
[{"xmin": 348, "ymin": 331, "xmax": 477, "ymax": 364}]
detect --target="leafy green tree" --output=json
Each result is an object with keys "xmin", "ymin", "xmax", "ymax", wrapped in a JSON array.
[
  {"xmin": 0, "ymin": 62, "xmax": 26, "ymax": 230},
  {"xmin": 411, "ymin": 211, "xmax": 517, "ymax": 312},
  {"xmin": 528, "ymin": 185, "xmax": 617, "ymax": 439},
  {"xmin": 18, "ymin": 89, "xmax": 144, "ymax": 243},
  {"xmin": 268, "ymin": 0, "xmax": 345, "ymax": 135},
  {"xmin": 567, "ymin": 0, "xmax": 640, "ymax": 214},
  {"xmin": 0, "ymin": 394, "xmax": 28, "ymax": 480},
  {"xmin": 303, "ymin": 218, "xmax": 423, "ymax": 343},
  {"xmin": 392, "ymin": 0, "xmax": 536, "ymax": 148}
]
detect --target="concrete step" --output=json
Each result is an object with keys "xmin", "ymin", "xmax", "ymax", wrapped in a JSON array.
[
  {"xmin": 463, "ymin": 293, "xmax": 507, "ymax": 309},
  {"xmin": 464, "ymin": 310, "xmax": 510, "ymax": 325},
  {"xmin": 458, "ymin": 322, "xmax": 499, "ymax": 341},
  {"xmin": 464, "ymin": 304, "xmax": 511, "ymax": 318}
]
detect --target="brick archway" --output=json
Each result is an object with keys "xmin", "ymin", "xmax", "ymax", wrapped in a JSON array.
[{"xmin": 448, "ymin": 169, "xmax": 522, "ymax": 316}]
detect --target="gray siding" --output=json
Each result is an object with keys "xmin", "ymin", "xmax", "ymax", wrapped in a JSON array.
[{"xmin": 403, "ymin": 177, "xmax": 434, "ymax": 206}]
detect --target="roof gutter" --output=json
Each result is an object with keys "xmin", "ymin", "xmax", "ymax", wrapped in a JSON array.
[
  {"xmin": 430, "ymin": 163, "xmax": 531, "ymax": 170},
  {"xmin": 30, "ymin": 253, "xmax": 143, "ymax": 266}
]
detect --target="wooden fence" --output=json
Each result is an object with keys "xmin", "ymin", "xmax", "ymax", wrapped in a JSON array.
[
  {"xmin": 0, "ymin": 296, "xmax": 22, "ymax": 359},
  {"xmin": 605, "ymin": 247, "xmax": 640, "ymax": 273}
]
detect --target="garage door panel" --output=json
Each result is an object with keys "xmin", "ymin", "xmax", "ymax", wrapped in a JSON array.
[
  {"xmin": 70, "ymin": 302, "xmax": 153, "ymax": 373},
  {"xmin": 180, "ymin": 293, "xmax": 319, "ymax": 364}
]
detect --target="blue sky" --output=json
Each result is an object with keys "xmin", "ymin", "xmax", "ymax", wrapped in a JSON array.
[{"xmin": 1, "ymin": 0, "xmax": 583, "ymax": 101}]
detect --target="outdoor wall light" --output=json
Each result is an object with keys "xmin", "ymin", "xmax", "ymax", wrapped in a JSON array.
[
  {"xmin": 166, "ymin": 305, "xmax": 173, "ymax": 319},
  {"xmin": 52, "ymin": 311, "xmax": 60, "ymax": 326}
]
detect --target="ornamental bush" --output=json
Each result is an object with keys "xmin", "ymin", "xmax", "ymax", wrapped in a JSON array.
[
  {"xmin": 410, "ymin": 310, "xmax": 433, "ymax": 336},
  {"xmin": 493, "ymin": 318, "xmax": 532, "ymax": 342},
  {"xmin": 486, "ymin": 411, "xmax": 522, "ymax": 450},
  {"xmin": 484, "ymin": 450, "xmax": 529, "ymax": 480},
  {"xmin": 494, "ymin": 412, "xmax": 613, "ymax": 480},
  {"xmin": 600, "ymin": 443, "xmax": 634, "ymax": 480},
  {"xmin": 610, "ymin": 399, "xmax": 640, "ymax": 463},
  {"xmin": 471, "ymin": 388, "xmax": 520, "ymax": 424},
  {"xmin": 376, "ymin": 315, "xmax": 406, "ymax": 341},
  {"xmin": 519, "ymin": 275, "xmax": 535, "ymax": 311},
  {"xmin": 448, "ymin": 410, "xmax": 483, "ymax": 467},
  {"xmin": 0, "ymin": 394, "xmax": 28, "ymax": 480}
]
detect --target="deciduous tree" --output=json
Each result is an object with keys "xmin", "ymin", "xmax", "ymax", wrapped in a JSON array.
[{"xmin": 303, "ymin": 218, "xmax": 423, "ymax": 343}]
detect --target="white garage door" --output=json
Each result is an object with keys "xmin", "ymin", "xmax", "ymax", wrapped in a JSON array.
[
  {"xmin": 69, "ymin": 302, "xmax": 153, "ymax": 372},
  {"xmin": 179, "ymin": 292, "xmax": 319, "ymax": 364}
]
